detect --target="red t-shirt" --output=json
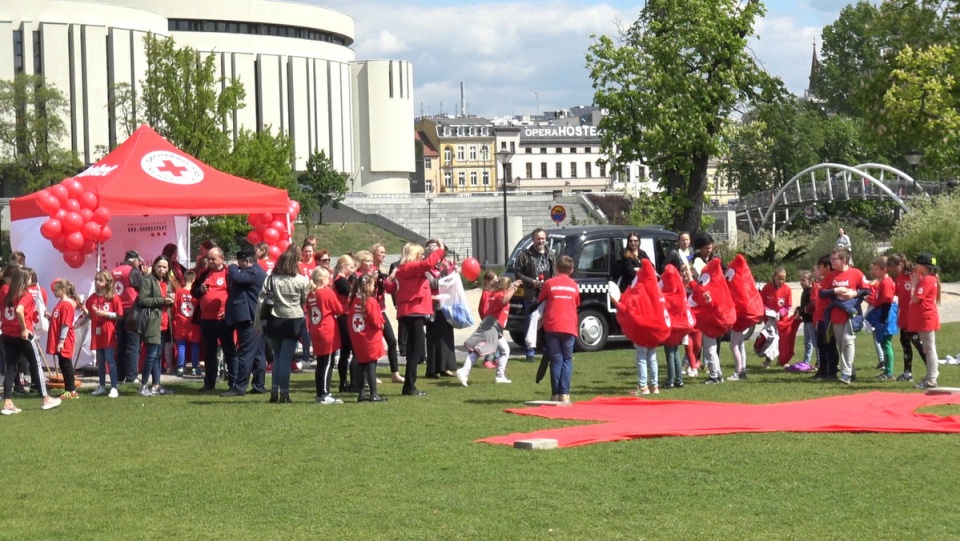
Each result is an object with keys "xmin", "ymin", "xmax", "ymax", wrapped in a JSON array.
[
  {"xmin": 85, "ymin": 293, "xmax": 123, "ymax": 349},
  {"xmin": 199, "ymin": 267, "xmax": 229, "ymax": 320},
  {"xmin": 0, "ymin": 284, "xmax": 36, "ymax": 336},
  {"xmin": 46, "ymin": 299, "xmax": 76, "ymax": 357},
  {"xmin": 908, "ymin": 274, "xmax": 940, "ymax": 333},
  {"xmin": 811, "ymin": 281, "xmax": 824, "ymax": 325},
  {"xmin": 258, "ymin": 258, "xmax": 275, "ymax": 274},
  {"xmin": 760, "ymin": 282, "xmax": 792, "ymax": 318},
  {"xmin": 487, "ymin": 290, "xmax": 511, "ymax": 327},
  {"xmin": 307, "ymin": 287, "xmax": 344, "ymax": 356},
  {"xmin": 825, "ymin": 267, "xmax": 869, "ymax": 325},
  {"xmin": 867, "ymin": 276, "xmax": 895, "ymax": 308},
  {"xmin": 538, "ymin": 275, "xmax": 580, "ymax": 336},
  {"xmin": 478, "ymin": 289, "xmax": 493, "ymax": 319},
  {"xmin": 173, "ymin": 287, "xmax": 201, "ymax": 343},
  {"xmin": 299, "ymin": 260, "xmax": 316, "ymax": 279},
  {"xmin": 111, "ymin": 263, "xmax": 139, "ymax": 310},
  {"xmin": 347, "ymin": 296, "xmax": 384, "ymax": 363},
  {"xmin": 895, "ymin": 274, "xmax": 912, "ymax": 329}
]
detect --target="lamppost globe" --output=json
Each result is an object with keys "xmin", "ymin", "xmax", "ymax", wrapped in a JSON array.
[
  {"xmin": 496, "ymin": 149, "xmax": 515, "ymax": 266},
  {"xmin": 903, "ymin": 149, "xmax": 923, "ymax": 192}
]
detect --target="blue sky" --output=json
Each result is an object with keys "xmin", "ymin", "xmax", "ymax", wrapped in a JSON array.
[{"xmin": 310, "ymin": 0, "xmax": 855, "ymax": 118}]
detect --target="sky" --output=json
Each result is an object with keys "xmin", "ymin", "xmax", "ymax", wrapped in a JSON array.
[{"xmin": 309, "ymin": 0, "xmax": 855, "ymax": 119}]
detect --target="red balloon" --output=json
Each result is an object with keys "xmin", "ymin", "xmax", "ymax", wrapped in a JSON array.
[
  {"xmin": 49, "ymin": 184, "xmax": 69, "ymax": 203},
  {"xmin": 246, "ymin": 230, "xmax": 262, "ymax": 245},
  {"xmin": 51, "ymin": 235, "xmax": 69, "ymax": 252},
  {"xmin": 63, "ymin": 251, "xmax": 85, "ymax": 269},
  {"xmin": 81, "ymin": 221, "xmax": 102, "ymax": 241},
  {"xmin": 97, "ymin": 225, "xmax": 113, "ymax": 243},
  {"xmin": 62, "ymin": 179, "xmax": 84, "ymax": 198},
  {"xmin": 37, "ymin": 193, "xmax": 60, "ymax": 215},
  {"xmin": 79, "ymin": 208, "xmax": 94, "ymax": 222},
  {"xmin": 277, "ymin": 239, "xmax": 291, "ymax": 251},
  {"xmin": 269, "ymin": 220, "xmax": 286, "ymax": 233},
  {"xmin": 262, "ymin": 228, "xmax": 280, "ymax": 245},
  {"xmin": 288, "ymin": 200, "xmax": 300, "ymax": 220},
  {"xmin": 92, "ymin": 206, "xmax": 111, "ymax": 225},
  {"xmin": 80, "ymin": 240, "xmax": 97, "ymax": 254},
  {"xmin": 54, "ymin": 209, "xmax": 68, "ymax": 222},
  {"xmin": 259, "ymin": 213, "xmax": 273, "ymax": 225},
  {"xmin": 63, "ymin": 199, "xmax": 81, "ymax": 213},
  {"xmin": 461, "ymin": 257, "xmax": 481, "ymax": 281},
  {"xmin": 40, "ymin": 219, "xmax": 63, "ymax": 240},
  {"xmin": 62, "ymin": 212, "xmax": 84, "ymax": 233},
  {"xmin": 267, "ymin": 245, "xmax": 281, "ymax": 259},
  {"xmin": 65, "ymin": 232, "xmax": 85, "ymax": 251},
  {"xmin": 79, "ymin": 191, "xmax": 98, "ymax": 210},
  {"xmin": 246, "ymin": 214, "xmax": 259, "ymax": 228}
]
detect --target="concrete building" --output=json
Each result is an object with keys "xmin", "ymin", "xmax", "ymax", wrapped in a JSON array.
[
  {"xmin": 414, "ymin": 116, "xmax": 498, "ymax": 194},
  {"xmin": 1, "ymin": 0, "xmax": 414, "ymax": 192}
]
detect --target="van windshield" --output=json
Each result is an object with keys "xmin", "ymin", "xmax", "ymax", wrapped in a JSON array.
[{"xmin": 506, "ymin": 237, "xmax": 566, "ymax": 272}]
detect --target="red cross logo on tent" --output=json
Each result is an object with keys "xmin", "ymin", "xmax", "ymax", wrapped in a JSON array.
[{"xmin": 141, "ymin": 150, "xmax": 204, "ymax": 185}]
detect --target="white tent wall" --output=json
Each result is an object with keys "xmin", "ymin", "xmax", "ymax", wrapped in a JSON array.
[{"xmin": 10, "ymin": 215, "xmax": 190, "ymax": 367}]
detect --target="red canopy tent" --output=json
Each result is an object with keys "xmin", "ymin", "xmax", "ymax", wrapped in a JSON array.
[{"xmin": 11, "ymin": 124, "xmax": 290, "ymax": 220}]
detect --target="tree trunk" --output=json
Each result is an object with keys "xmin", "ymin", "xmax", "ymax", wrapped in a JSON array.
[{"xmin": 672, "ymin": 153, "xmax": 710, "ymax": 234}]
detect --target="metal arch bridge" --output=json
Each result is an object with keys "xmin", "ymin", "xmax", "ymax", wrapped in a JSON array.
[{"xmin": 735, "ymin": 163, "xmax": 937, "ymax": 236}]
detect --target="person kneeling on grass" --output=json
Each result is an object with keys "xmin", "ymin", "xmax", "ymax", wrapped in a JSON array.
[
  {"xmin": 539, "ymin": 256, "xmax": 580, "ymax": 403},
  {"xmin": 458, "ymin": 276, "xmax": 518, "ymax": 386}
]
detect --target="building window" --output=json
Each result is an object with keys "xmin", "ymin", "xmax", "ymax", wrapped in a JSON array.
[
  {"xmin": 483, "ymin": 171, "xmax": 490, "ymax": 186},
  {"xmin": 424, "ymin": 158, "xmax": 432, "ymax": 169},
  {"xmin": 555, "ymin": 163, "xmax": 562, "ymax": 178},
  {"xmin": 13, "ymin": 30, "xmax": 24, "ymax": 74},
  {"xmin": 469, "ymin": 146, "xmax": 477, "ymax": 160},
  {"xmin": 525, "ymin": 148, "xmax": 532, "ymax": 154},
  {"xmin": 443, "ymin": 126, "xmax": 450, "ymax": 136},
  {"xmin": 456, "ymin": 146, "xmax": 465, "ymax": 160},
  {"xmin": 570, "ymin": 147, "xmax": 577, "ymax": 154},
  {"xmin": 540, "ymin": 147, "xmax": 547, "ymax": 154},
  {"xmin": 585, "ymin": 147, "xmax": 592, "ymax": 154},
  {"xmin": 541, "ymin": 163, "xmax": 548, "ymax": 178},
  {"xmin": 444, "ymin": 171, "xmax": 452, "ymax": 188},
  {"xmin": 525, "ymin": 163, "xmax": 532, "ymax": 179},
  {"xmin": 500, "ymin": 141, "xmax": 507, "ymax": 150},
  {"xmin": 458, "ymin": 172, "xmax": 466, "ymax": 186},
  {"xmin": 585, "ymin": 162, "xmax": 592, "ymax": 178},
  {"xmin": 570, "ymin": 162, "xmax": 578, "ymax": 178},
  {"xmin": 556, "ymin": 147, "xmax": 563, "ymax": 154},
  {"xmin": 32, "ymin": 30, "xmax": 42, "ymax": 75},
  {"xmin": 600, "ymin": 163, "xmax": 607, "ymax": 177},
  {"xmin": 470, "ymin": 172, "xmax": 478, "ymax": 186},
  {"xmin": 443, "ymin": 147, "xmax": 452, "ymax": 164},
  {"xmin": 480, "ymin": 146, "xmax": 489, "ymax": 160}
]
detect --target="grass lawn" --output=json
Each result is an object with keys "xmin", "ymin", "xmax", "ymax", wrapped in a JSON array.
[
  {"xmin": 3, "ymin": 324, "xmax": 959, "ymax": 540},
  {"xmin": 295, "ymin": 222, "xmax": 409, "ymax": 256}
]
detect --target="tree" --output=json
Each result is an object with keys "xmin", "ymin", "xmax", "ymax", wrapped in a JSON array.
[
  {"xmin": 298, "ymin": 150, "xmax": 347, "ymax": 226},
  {"xmin": 586, "ymin": 0, "xmax": 782, "ymax": 233},
  {"xmin": 0, "ymin": 73, "xmax": 81, "ymax": 195},
  {"xmin": 815, "ymin": 1, "xmax": 885, "ymax": 118}
]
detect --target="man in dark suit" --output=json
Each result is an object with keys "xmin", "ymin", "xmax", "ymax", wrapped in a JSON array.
[{"xmin": 221, "ymin": 250, "xmax": 267, "ymax": 397}]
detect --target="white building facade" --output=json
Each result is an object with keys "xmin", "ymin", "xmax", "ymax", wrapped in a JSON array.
[{"xmin": 1, "ymin": 0, "xmax": 414, "ymax": 192}]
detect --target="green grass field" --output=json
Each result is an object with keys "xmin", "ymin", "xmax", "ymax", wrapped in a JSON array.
[
  {"xmin": 295, "ymin": 222, "xmax": 409, "ymax": 257},
  {"xmin": 3, "ymin": 324, "xmax": 959, "ymax": 540}
]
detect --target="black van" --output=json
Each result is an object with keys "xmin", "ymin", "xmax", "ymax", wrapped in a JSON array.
[{"xmin": 504, "ymin": 225, "xmax": 677, "ymax": 352}]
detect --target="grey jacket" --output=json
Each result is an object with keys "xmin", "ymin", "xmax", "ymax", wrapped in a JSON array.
[{"xmin": 254, "ymin": 274, "xmax": 309, "ymax": 328}]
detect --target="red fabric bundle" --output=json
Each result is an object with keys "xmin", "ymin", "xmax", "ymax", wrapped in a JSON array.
[
  {"xmin": 615, "ymin": 259, "xmax": 670, "ymax": 348},
  {"xmin": 660, "ymin": 265, "xmax": 696, "ymax": 347},
  {"xmin": 726, "ymin": 254, "xmax": 765, "ymax": 332},
  {"xmin": 689, "ymin": 258, "xmax": 736, "ymax": 338},
  {"xmin": 777, "ymin": 313, "xmax": 802, "ymax": 366}
]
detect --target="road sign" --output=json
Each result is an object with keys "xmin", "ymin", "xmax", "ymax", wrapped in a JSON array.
[{"xmin": 550, "ymin": 205, "xmax": 566, "ymax": 225}]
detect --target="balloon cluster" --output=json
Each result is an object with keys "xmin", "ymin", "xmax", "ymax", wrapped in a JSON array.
[
  {"xmin": 36, "ymin": 179, "xmax": 112, "ymax": 268},
  {"xmin": 245, "ymin": 200, "xmax": 300, "ymax": 261}
]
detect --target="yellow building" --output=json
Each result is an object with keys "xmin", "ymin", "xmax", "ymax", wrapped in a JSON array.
[{"xmin": 415, "ymin": 116, "xmax": 498, "ymax": 193}]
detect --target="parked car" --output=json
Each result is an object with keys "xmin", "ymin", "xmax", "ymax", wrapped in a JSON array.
[{"xmin": 503, "ymin": 225, "xmax": 678, "ymax": 352}]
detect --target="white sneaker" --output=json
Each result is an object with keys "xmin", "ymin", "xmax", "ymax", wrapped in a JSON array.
[
  {"xmin": 688, "ymin": 369, "xmax": 699, "ymax": 378},
  {"xmin": 91, "ymin": 386, "xmax": 107, "ymax": 396},
  {"xmin": 456, "ymin": 368, "xmax": 469, "ymax": 387},
  {"xmin": 41, "ymin": 397, "xmax": 62, "ymax": 410},
  {"xmin": 140, "ymin": 386, "xmax": 153, "ymax": 397},
  {"xmin": 495, "ymin": 376, "xmax": 512, "ymax": 384},
  {"xmin": 317, "ymin": 394, "xmax": 343, "ymax": 405},
  {"xmin": 108, "ymin": 388, "xmax": 120, "ymax": 398},
  {"xmin": 726, "ymin": 373, "xmax": 740, "ymax": 381}
]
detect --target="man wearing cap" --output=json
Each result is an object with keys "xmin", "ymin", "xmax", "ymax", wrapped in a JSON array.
[
  {"xmin": 221, "ymin": 250, "xmax": 267, "ymax": 397},
  {"xmin": 192, "ymin": 247, "xmax": 236, "ymax": 391},
  {"xmin": 112, "ymin": 250, "xmax": 144, "ymax": 383}
]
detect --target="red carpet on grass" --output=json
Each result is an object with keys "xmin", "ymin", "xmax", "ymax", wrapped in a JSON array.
[{"xmin": 479, "ymin": 392, "xmax": 960, "ymax": 448}]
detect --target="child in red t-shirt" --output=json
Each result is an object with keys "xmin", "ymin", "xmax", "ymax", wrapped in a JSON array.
[
  {"xmin": 758, "ymin": 267, "xmax": 792, "ymax": 369},
  {"xmin": 477, "ymin": 270, "xmax": 498, "ymax": 369},
  {"xmin": 86, "ymin": 270, "xmax": 123, "ymax": 397},
  {"xmin": 909, "ymin": 253, "xmax": 942, "ymax": 389},
  {"xmin": 308, "ymin": 267, "xmax": 345, "ymax": 404},
  {"xmin": 347, "ymin": 274, "xmax": 386, "ymax": 402},
  {"xmin": 887, "ymin": 254, "xmax": 925, "ymax": 382},
  {"xmin": 866, "ymin": 257, "xmax": 897, "ymax": 379},
  {"xmin": 47, "ymin": 279, "xmax": 82, "ymax": 399},
  {"xmin": 538, "ymin": 256, "xmax": 580, "ymax": 403},
  {"xmin": 818, "ymin": 249, "xmax": 869, "ymax": 384},
  {"xmin": 458, "ymin": 276, "xmax": 518, "ymax": 386},
  {"xmin": 174, "ymin": 269, "xmax": 202, "ymax": 377}
]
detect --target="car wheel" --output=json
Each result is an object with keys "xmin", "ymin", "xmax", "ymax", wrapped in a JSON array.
[
  {"xmin": 577, "ymin": 309, "xmax": 608, "ymax": 352},
  {"xmin": 508, "ymin": 330, "xmax": 527, "ymax": 349}
]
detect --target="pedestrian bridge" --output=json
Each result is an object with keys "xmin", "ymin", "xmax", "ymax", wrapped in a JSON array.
[{"xmin": 735, "ymin": 163, "xmax": 939, "ymax": 236}]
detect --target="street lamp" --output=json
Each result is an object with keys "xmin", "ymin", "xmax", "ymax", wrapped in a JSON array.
[
  {"xmin": 904, "ymin": 149, "xmax": 922, "ymax": 192},
  {"xmin": 425, "ymin": 185, "xmax": 434, "ymax": 239},
  {"xmin": 496, "ymin": 149, "xmax": 514, "ymax": 266}
]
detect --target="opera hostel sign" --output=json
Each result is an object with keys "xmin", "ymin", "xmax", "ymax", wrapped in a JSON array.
[{"xmin": 522, "ymin": 126, "xmax": 599, "ymax": 138}]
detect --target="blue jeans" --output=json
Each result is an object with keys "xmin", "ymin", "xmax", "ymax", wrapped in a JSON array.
[
  {"xmin": 636, "ymin": 345, "xmax": 658, "ymax": 388},
  {"xmin": 269, "ymin": 335, "xmax": 298, "ymax": 393},
  {"xmin": 664, "ymin": 345, "xmax": 682, "ymax": 385},
  {"xmin": 96, "ymin": 347, "xmax": 118, "ymax": 388},
  {"xmin": 142, "ymin": 343, "xmax": 163, "ymax": 386},
  {"xmin": 802, "ymin": 322, "xmax": 816, "ymax": 364},
  {"xmin": 177, "ymin": 339, "xmax": 201, "ymax": 369},
  {"xmin": 544, "ymin": 332, "xmax": 575, "ymax": 396}
]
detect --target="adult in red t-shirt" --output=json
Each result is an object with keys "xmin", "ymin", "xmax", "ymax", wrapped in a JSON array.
[
  {"xmin": 818, "ymin": 249, "xmax": 869, "ymax": 382},
  {"xmin": 1, "ymin": 268, "xmax": 60, "ymax": 413},
  {"xmin": 191, "ymin": 247, "xmax": 236, "ymax": 391},
  {"xmin": 538, "ymin": 256, "xmax": 580, "ymax": 403}
]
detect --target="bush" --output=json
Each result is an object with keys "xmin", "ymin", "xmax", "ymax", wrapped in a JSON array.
[{"xmin": 891, "ymin": 196, "xmax": 960, "ymax": 281}]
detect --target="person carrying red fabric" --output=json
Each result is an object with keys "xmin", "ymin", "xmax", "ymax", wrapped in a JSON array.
[
  {"xmin": 538, "ymin": 256, "xmax": 580, "ymax": 403},
  {"xmin": 308, "ymin": 267, "xmax": 345, "ymax": 404},
  {"xmin": 347, "ymin": 273, "xmax": 386, "ymax": 402},
  {"xmin": 47, "ymin": 279, "xmax": 82, "ymax": 399},
  {"xmin": 909, "ymin": 253, "xmax": 942, "ymax": 390}
]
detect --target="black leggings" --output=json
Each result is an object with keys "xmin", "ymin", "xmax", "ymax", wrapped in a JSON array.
[
  {"xmin": 382, "ymin": 313, "xmax": 399, "ymax": 373},
  {"xmin": 57, "ymin": 353, "xmax": 76, "ymax": 392},
  {"xmin": 2, "ymin": 335, "xmax": 48, "ymax": 400},
  {"xmin": 358, "ymin": 361, "xmax": 378, "ymax": 399},
  {"xmin": 315, "ymin": 353, "xmax": 333, "ymax": 396},
  {"xmin": 900, "ymin": 331, "xmax": 926, "ymax": 373},
  {"xmin": 336, "ymin": 315, "xmax": 353, "ymax": 386},
  {"xmin": 400, "ymin": 316, "xmax": 426, "ymax": 393}
]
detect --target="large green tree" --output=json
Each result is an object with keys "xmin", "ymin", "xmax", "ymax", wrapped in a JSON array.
[
  {"xmin": 297, "ymin": 150, "xmax": 347, "ymax": 226},
  {"xmin": 0, "ymin": 73, "xmax": 81, "ymax": 195},
  {"xmin": 586, "ymin": 0, "xmax": 782, "ymax": 233}
]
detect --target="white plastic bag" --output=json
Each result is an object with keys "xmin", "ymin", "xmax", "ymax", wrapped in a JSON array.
[{"xmin": 438, "ymin": 272, "xmax": 475, "ymax": 329}]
